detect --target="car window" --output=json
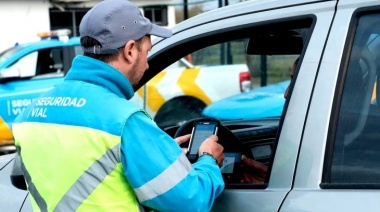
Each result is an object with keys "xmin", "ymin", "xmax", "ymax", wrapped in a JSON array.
[
  {"xmin": 246, "ymin": 54, "xmax": 298, "ymax": 88},
  {"xmin": 199, "ymin": 38, "xmax": 300, "ymax": 122},
  {"xmin": 140, "ymin": 18, "xmax": 313, "ymax": 188},
  {"xmin": 327, "ymin": 12, "xmax": 380, "ymax": 185},
  {"xmin": 135, "ymin": 37, "xmax": 301, "ymax": 128},
  {"xmin": 35, "ymin": 48, "xmax": 63, "ymax": 76},
  {"xmin": 135, "ymin": 39, "xmax": 252, "ymax": 128},
  {"xmin": 8, "ymin": 47, "xmax": 65, "ymax": 78},
  {"xmin": 166, "ymin": 58, "xmax": 194, "ymax": 69},
  {"xmin": 0, "ymin": 46, "xmax": 22, "ymax": 63},
  {"xmin": 9, "ymin": 51, "xmax": 38, "ymax": 77}
]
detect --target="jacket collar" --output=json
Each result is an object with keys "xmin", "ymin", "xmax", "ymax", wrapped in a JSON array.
[{"xmin": 65, "ymin": 55, "xmax": 135, "ymax": 99}]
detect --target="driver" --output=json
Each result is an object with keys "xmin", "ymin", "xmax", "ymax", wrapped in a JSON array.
[{"xmin": 240, "ymin": 57, "xmax": 299, "ymax": 184}]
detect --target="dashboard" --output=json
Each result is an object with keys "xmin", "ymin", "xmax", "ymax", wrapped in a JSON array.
[{"xmin": 164, "ymin": 117, "xmax": 280, "ymax": 186}]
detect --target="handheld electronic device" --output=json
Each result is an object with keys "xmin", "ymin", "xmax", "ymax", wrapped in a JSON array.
[
  {"xmin": 220, "ymin": 152, "xmax": 242, "ymax": 183},
  {"xmin": 187, "ymin": 120, "xmax": 219, "ymax": 161}
]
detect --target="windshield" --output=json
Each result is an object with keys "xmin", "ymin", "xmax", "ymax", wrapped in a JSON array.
[{"xmin": 0, "ymin": 46, "xmax": 23, "ymax": 64}]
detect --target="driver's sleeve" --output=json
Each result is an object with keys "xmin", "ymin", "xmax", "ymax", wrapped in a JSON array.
[{"xmin": 120, "ymin": 112, "xmax": 225, "ymax": 212}]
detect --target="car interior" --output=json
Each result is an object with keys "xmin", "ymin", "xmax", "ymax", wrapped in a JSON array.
[
  {"xmin": 155, "ymin": 26, "xmax": 307, "ymax": 188},
  {"xmin": 164, "ymin": 117, "xmax": 279, "ymax": 188}
]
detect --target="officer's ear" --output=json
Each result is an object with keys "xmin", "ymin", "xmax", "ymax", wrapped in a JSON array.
[{"xmin": 122, "ymin": 40, "xmax": 138, "ymax": 64}]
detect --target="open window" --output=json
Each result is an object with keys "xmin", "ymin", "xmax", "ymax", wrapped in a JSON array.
[{"xmin": 142, "ymin": 18, "xmax": 312, "ymax": 188}]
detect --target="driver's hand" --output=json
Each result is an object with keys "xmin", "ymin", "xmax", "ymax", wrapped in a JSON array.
[
  {"xmin": 240, "ymin": 155, "xmax": 267, "ymax": 184},
  {"xmin": 175, "ymin": 134, "xmax": 191, "ymax": 154},
  {"xmin": 198, "ymin": 135, "xmax": 224, "ymax": 167}
]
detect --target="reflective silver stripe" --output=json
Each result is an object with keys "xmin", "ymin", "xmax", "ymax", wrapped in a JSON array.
[
  {"xmin": 54, "ymin": 144, "xmax": 120, "ymax": 212},
  {"xmin": 134, "ymin": 154, "xmax": 192, "ymax": 202},
  {"xmin": 17, "ymin": 149, "xmax": 48, "ymax": 212}
]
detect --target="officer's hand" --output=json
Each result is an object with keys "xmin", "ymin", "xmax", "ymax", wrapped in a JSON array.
[
  {"xmin": 198, "ymin": 135, "xmax": 224, "ymax": 167},
  {"xmin": 175, "ymin": 134, "xmax": 191, "ymax": 154}
]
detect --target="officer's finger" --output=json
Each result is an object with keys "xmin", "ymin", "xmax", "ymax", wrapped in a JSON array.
[
  {"xmin": 175, "ymin": 134, "xmax": 191, "ymax": 145},
  {"xmin": 205, "ymin": 135, "xmax": 219, "ymax": 143}
]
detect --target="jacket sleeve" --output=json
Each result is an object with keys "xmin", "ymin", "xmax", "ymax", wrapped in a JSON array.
[{"xmin": 120, "ymin": 112, "xmax": 225, "ymax": 212}]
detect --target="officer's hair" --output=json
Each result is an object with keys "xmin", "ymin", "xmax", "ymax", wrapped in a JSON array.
[
  {"xmin": 81, "ymin": 37, "xmax": 143, "ymax": 63},
  {"xmin": 80, "ymin": 36, "xmax": 121, "ymax": 62}
]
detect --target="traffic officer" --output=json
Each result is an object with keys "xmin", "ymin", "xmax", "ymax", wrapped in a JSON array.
[{"xmin": 12, "ymin": 0, "xmax": 225, "ymax": 211}]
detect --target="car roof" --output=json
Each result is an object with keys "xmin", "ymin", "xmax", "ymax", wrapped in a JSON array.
[
  {"xmin": 152, "ymin": 0, "xmax": 331, "ymax": 45},
  {"xmin": 0, "ymin": 37, "xmax": 80, "ymax": 69},
  {"xmin": 13, "ymin": 37, "xmax": 80, "ymax": 48}
]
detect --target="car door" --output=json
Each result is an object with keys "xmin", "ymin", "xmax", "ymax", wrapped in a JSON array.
[
  {"xmin": 281, "ymin": 0, "xmax": 380, "ymax": 211},
  {"xmin": 211, "ymin": 2, "xmax": 337, "ymax": 211},
  {"xmin": 144, "ymin": 1, "xmax": 337, "ymax": 211}
]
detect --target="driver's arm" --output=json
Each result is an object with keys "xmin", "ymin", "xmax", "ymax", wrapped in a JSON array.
[{"xmin": 120, "ymin": 112, "xmax": 225, "ymax": 212}]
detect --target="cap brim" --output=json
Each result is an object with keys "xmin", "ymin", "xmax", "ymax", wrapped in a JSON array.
[{"xmin": 149, "ymin": 24, "xmax": 172, "ymax": 38}]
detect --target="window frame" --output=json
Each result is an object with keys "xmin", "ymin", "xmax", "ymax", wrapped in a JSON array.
[
  {"xmin": 322, "ymin": 7, "xmax": 380, "ymax": 189},
  {"xmin": 144, "ymin": 17, "xmax": 315, "ymax": 189}
]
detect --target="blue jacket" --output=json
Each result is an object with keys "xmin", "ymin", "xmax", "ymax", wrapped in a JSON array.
[{"xmin": 24, "ymin": 55, "xmax": 224, "ymax": 211}]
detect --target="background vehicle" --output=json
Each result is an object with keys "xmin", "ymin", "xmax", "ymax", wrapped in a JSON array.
[
  {"xmin": 0, "ymin": 0, "xmax": 177, "ymax": 53},
  {"xmin": 0, "ymin": 30, "xmax": 249, "ymax": 154},
  {"xmin": 4, "ymin": 0, "xmax": 380, "ymax": 211},
  {"xmin": 0, "ymin": 30, "xmax": 80, "ymax": 154},
  {"xmin": 202, "ymin": 80, "xmax": 289, "ymax": 120},
  {"xmin": 134, "ymin": 56, "xmax": 251, "ymax": 128}
]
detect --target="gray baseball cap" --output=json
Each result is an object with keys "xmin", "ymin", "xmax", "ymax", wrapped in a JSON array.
[{"xmin": 79, "ymin": 0, "xmax": 172, "ymax": 54}]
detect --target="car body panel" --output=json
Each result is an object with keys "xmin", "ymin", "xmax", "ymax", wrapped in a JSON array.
[
  {"xmin": 280, "ymin": 0, "xmax": 380, "ymax": 211},
  {"xmin": 212, "ymin": 189, "xmax": 287, "ymax": 212},
  {"xmin": 0, "ymin": 153, "xmax": 28, "ymax": 211},
  {"xmin": 162, "ymin": 0, "xmax": 330, "ymax": 37},
  {"xmin": 144, "ymin": 0, "xmax": 336, "ymax": 211},
  {"xmin": 202, "ymin": 80, "xmax": 289, "ymax": 120}
]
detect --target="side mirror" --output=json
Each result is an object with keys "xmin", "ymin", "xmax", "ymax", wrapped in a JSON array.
[
  {"xmin": 0, "ymin": 67, "xmax": 21, "ymax": 82},
  {"xmin": 10, "ymin": 153, "xmax": 27, "ymax": 190}
]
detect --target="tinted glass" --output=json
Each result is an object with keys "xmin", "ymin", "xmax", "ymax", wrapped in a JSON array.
[{"xmin": 331, "ymin": 12, "xmax": 380, "ymax": 184}]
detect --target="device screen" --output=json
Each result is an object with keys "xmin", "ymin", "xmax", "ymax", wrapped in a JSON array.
[
  {"xmin": 188, "ymin": 122, "xmax": 217, "ymax": 157},
  {"xmin": 220, "ymin": 152, "xmax": 241, "ymax": 174}
]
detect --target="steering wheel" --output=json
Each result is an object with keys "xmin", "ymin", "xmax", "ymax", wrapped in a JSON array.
[{"xmin": 174, "ymin": 117, "xmax": 250, "ymax": 183}]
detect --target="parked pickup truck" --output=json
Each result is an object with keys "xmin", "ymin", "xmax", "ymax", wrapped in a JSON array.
[{"xmin": 0, "ymin": 30, "xmax": 250, "ymax": 154}]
